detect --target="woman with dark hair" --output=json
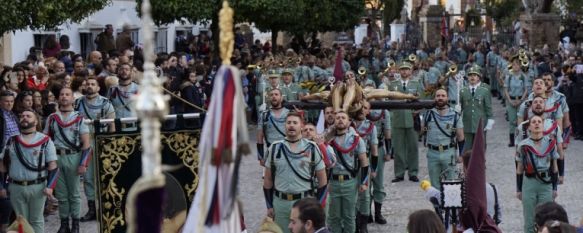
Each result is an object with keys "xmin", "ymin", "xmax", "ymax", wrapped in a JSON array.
[
  {"xmin": 13, "ymin": 91, "xmax": 34, "ymax": 114},
  {"xmin": 71, "ymin": 75, "xmax": 87, "ymax": 100},
  {"xmin": 59, "ymin": 35, "xmax": 71, "ymax": 51},
  {"xmin": 407, "ymin": 209, "xmax": 446, "ymax": 233},
  {"xmin": 42, "ymin": 35, "xmax": 61, "ymax": 58},
  {"xmin": 32, "ymin": 90, "xmax": 43, "ymax": 115},
  {"xmin": 177, "ymin": 68, "xmax": 204, "ymax": 113},
  {"xmin": 40, "ymin": 89, "xmax": 57, "ymax": 118}
]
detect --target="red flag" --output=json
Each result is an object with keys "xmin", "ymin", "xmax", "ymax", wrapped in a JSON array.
[
  {"xmin": 460, "ymin": 119, "xmax": 502, "ymax": 233},
  {"xmin": 333, "ymin": 48, "xmax": 344, "ymax": 83},
  {"xmin": 441, "ymin": 13, "xmax": 449, "ymax": 40}
]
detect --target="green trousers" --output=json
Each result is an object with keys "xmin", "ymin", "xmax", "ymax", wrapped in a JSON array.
[
  {"xmin": 372, "ymin": 145, "xmax": 387, "ymax": 203},
  {"xmin": 392, "ymin": 128, "xmax": 419, "ymax": 178},
  {"xmin": 273, "ymin": 197, "xmax": 295, "ymax": 233},
  {"xmin": 426, "ymin": 148, "xmax": 456, "ymax": 189},
  {"xmin": 8, "ymin": 183, "xmax": 46, "ymax": 233},
  {"xmin": 328, "ymin": 177, "xmax": 358, "ymax": 233},
  {"xmin": 356, "ymin": 170, "xmax": 371, "ymax": 215},
  {"xmin": 464, "ymin": 131, "xmax": 487, "ymax": 153},
  {"xmin": 507, "ymin": 102, "xmax": 519, "ymax": 134},
  {"xmin": 83, "ymin": 153, "xmax": 96, "ymax": 201},
  {"xmin": 56, "ymin": 153, "xmax": 82, "ymax": 219},
  {"xmin": 522, "ymin": 177, "xmax": 553, "ymax": 233}
]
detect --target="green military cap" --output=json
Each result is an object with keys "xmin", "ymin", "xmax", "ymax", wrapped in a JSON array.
[
  {"xmin": 467, "ymin": 65, "xmax": 482, "ymax": 77},
  {"xmin": 282, "ymin": 68, "xmax": 294, "ymax": 75},
  {"xmin": 399, "ymin": 61, "xmax": 413, "ymax": 70},
  {"xmin": 267, "ymin": 69, "xmax": 281, "ymax": 78}
]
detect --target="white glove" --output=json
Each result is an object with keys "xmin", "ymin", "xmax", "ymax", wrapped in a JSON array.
[{"xmin": 484, "ymin": 119, "xmax": 495, "ymax": 131}]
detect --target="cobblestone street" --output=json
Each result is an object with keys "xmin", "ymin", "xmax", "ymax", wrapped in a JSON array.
[{"xmin": 46, "ymin": 100, "xmax": 583, "ymax": 233}]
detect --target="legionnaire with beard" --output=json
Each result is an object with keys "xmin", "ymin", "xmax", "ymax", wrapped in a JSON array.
[
  {"xmin": 352, "ymin": 101, "xmax": 378, "ymax": 233},
  {"xmin": 0, "ymin": 110, "xmax": 58, "ymax": 233},
  {"xmin": 74, "ymin": 76, "xmax": 116, "ymax": 222},
  {"xmin": 263, "ymin": 112, "xmax": 327, "ymax": 233},
  {"xmin": 421, "ymin": 89, "xmax": 464, "ymax": 188},
  {"xmin": 516, "ymin": 95, "xmax": 565, "ymax": 183},
  {"xmin": 44, "ymin": 88, "xmax": 91, "ymax": 233},
  {"xmin": 327, "ymin": 111, "xmax": 368, "ymax": 233},
  {"xmin": 257, "ymin": 89, "xmax": 289, "ymax": 166},
  {"xmin": 107, "ymin": 63, "xmax": 138, "ymax": 131}
]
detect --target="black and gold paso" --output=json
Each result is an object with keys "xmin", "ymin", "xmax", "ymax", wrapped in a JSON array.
[{"xmin": 93, "ymin": 118, "xmax": 202, "ymax": 233}]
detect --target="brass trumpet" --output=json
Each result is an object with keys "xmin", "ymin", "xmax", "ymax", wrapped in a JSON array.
[
  {"xmin": 408, "ymin": 54, "xmax": 417, "ymax": 63},
  {"xmin": 445, "ymin": 64, "xmax": 458, "ymax": 76},
  {"xmin": 519, "ymin": 54, "xmax": 528, "ymax": 62},
  {"xmin": 518, "ymin": 48, "xmax": 526, "ymax": 56},
  {"xmin": 387, "ymin": 60, "xmax": 396, "ymax": 68},
  {"xmin": 358, "ymin": 66, "xmax": 367, "ymax": 76},
  {"xmin": 383, "ymin": 60, "xmax": 396, "ymax": 73}
]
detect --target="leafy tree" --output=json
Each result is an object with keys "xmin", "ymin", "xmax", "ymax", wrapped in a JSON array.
[
  {"xmin": 382, "ymin": 0, "xmax": 406, "ymax": 36},
  {"xmin": 0, "ymin": 0, "xmax": 111, "ymax": 35},
  {"xmin": 138, "ymin": 0, "xmax": 365, "ymax": 53},
  {"xmin": 483, "ymin": 0, "xmax": 522, "ymax": 26}
]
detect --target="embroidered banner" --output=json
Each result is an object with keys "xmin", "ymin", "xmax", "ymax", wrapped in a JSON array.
[{"xmin": 93, "ymin": 118, "xmax": 202, "ymax": 233}]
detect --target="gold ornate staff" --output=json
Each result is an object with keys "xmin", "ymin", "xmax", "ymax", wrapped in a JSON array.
[{"xmin": 126, "ymin": 0, "xmax": 169, "ymax": 232}]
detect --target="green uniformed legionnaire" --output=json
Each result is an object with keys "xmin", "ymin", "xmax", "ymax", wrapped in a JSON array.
[
  {"xmin": 523, "ymin": 62, "xmax": 536, "ymax": 95},
  {"xmin": 74, "ymin": 77, "xmax": 116, "ymax": 222},
  {"xmin": 107, "ymin": 63, "xmax": 138, "ymax": 131},
  {"xmin": 280, "ymin": 68, "xmax": 303, "ymax": 101},
  {"xmin": 44, "ymin": 88, "xmax": 91, "ymax": 233},
  {"xmin": 366, "ymin": 108, "xmax": 391, "ymax": 225},
  {"xmin": 421, "ymin": 89, "xmax": 465, "ymax": 188},
  {"xmin": 263, "ymin": 112, "xmax": 327, "ymax": 233},
  {"xmin": 328, "ymin": 111, "xmax": 368, "ymax": 233},
  {"xmin": 486, "ymin": 46, "xmax": 500, "ymax": 95},
  {"xmin": 262, "ymin": 70, "xmax": 282, "ymax": 109},
  {"xmin": 352, "ymin": 101, "xmax": 378, "ymax": 232},
  {"xmin": 257, "ymin": 89, "xmax": 289, "ymax": 165},
  {"xmin": 301, "ymin": 122, "xmax": 337, "ymax": 216},
  {"xmin": 503, "ymin": 56, "xmax": 528, "ymax": 147},
  {"xmin": 0, "ymin": 110, "xmax": 58, "ymax": 233},
  {"xmin": 460, "ymin": 65, "xmax": 494, "ymax": 152},
  {"xmin": 515, "ymin": 115, "xmax": 559, "ymax": 233},
  {"xmin": 388, "ymin": 61, "xmax": 424, "ymax": 182}
]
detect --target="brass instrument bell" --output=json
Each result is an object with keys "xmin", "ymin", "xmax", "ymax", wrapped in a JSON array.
[
  {"xmin": 446, "ymin": 64, "xmax": 458, "ymax": 76},
  {"xmin": 358, "ymin": 66, "xmax": 367, "ymax": 76},
  {"xmin": 408, "ymin": 54, "xmax": 417, "ymax": 63},
  {"xmin": 388, "ymin": 60, "xmax": 396, "ymax": 68}
]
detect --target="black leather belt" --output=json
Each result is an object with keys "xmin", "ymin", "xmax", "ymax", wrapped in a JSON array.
[
  {"xmin": 10, "ymin": 177, "xmax": 47, "ymax": 186},
  {"xmin": 427, "ymin": 143, "xmax": 456, "ymax": 152},
  {"xmin": 274, "ymin": 190, "xmax": 312, "ymax": 201},
  {"xmin": 331, "ymin": 174, "xmax": 353, "ymax": 181},
  {"xmin": 121, "ymin": 122, "xmax": 137, "ymax": 128},
  {"xmin": 56, "ymin": 148, "xmax": 79, "ymax": 155}
]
